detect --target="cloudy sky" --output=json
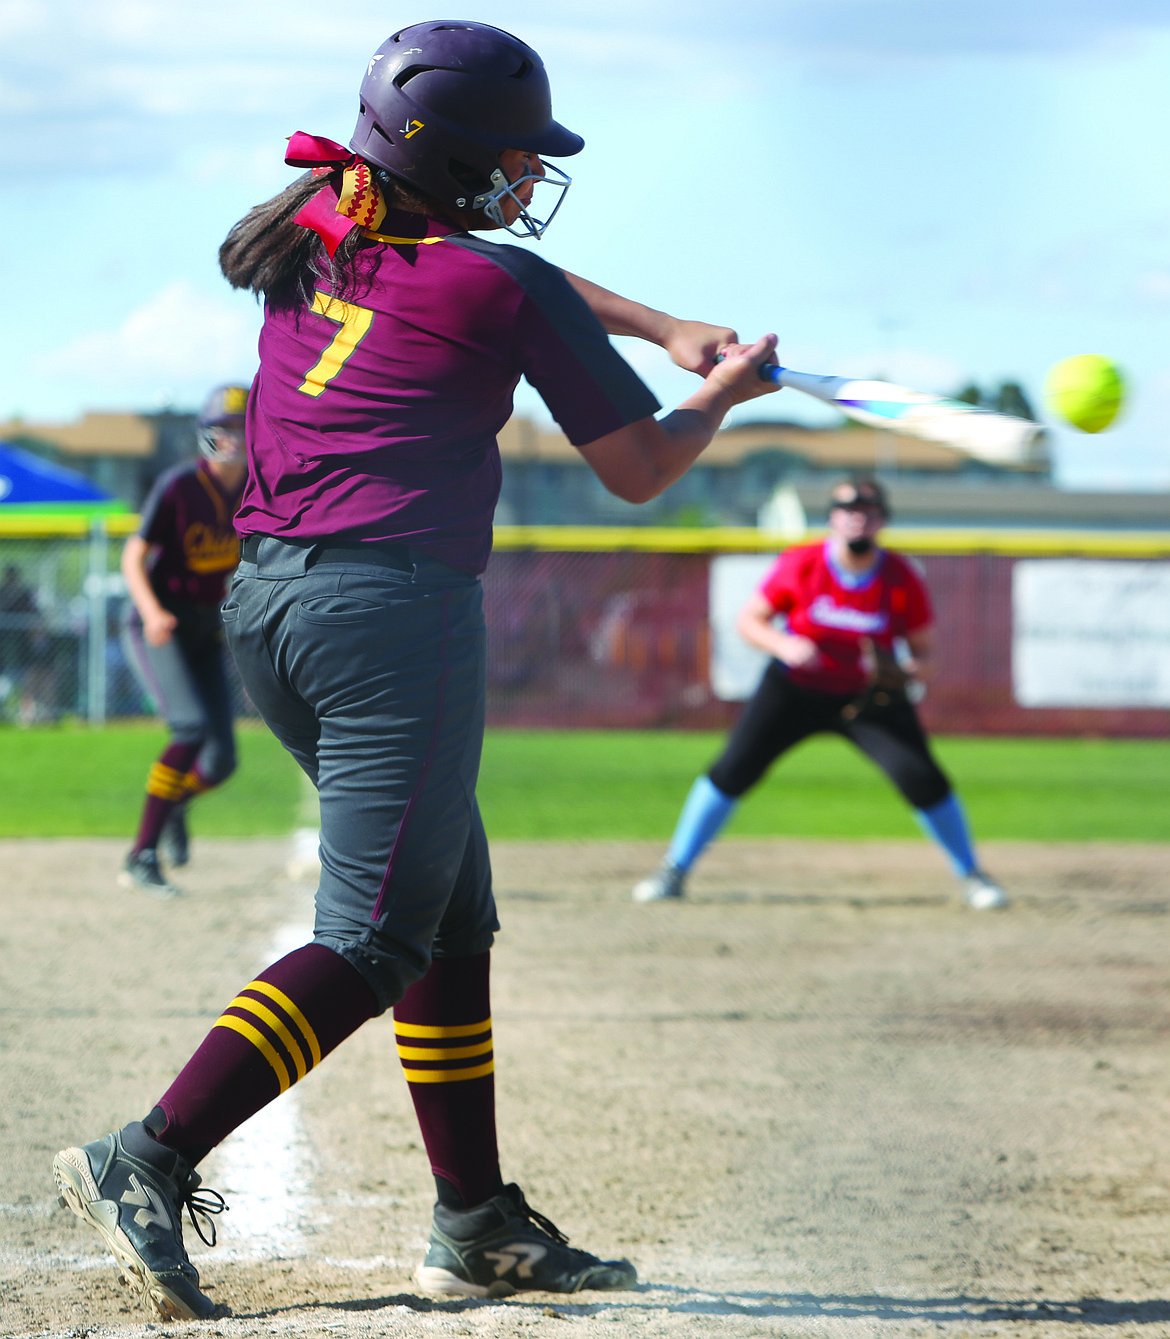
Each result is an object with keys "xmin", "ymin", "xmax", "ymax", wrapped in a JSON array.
[{"xmin": 4, "ymin": 0, "xmax": 1170, "ymax": 489}]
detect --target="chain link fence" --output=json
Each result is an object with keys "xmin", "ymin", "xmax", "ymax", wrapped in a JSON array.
[{"xmin": 0, "ymin": 522, "xmax": 255, "ymax": 726}]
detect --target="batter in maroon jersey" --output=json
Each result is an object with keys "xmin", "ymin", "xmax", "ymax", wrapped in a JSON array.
[
  {"xmin": 634, "ymin": 477, "xmax": 1009, "ymax": 911},
  {"xmin": 53, "ymin": 19, "xmax": 779, "ymax": 1321},
  {"xmin": 119, "ymin": 386, "xmax": 248, "ymax": 897}
]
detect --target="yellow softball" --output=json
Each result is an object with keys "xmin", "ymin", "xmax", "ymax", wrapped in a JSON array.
[{"xmin": 1042, "ymin": 355, "xmax": 1126, "ymax": 433}]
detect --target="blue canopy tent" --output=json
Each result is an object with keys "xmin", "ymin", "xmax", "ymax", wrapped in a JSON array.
[{"xmin": 0, "ymin": 440, "xmax": 126, "ymax": 515}]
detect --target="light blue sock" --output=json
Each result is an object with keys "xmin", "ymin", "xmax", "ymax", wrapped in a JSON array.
[
  {"xmin": 914, "ymin": 793, "xmax": 977, "ymax": 878},
  {"xmin": 667, "ymin": 775, "xmax": 738, "ymax": 871}
]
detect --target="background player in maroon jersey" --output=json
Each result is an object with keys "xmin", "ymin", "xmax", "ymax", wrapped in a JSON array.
[
  {"xmin": 633, "ymin": 476, "xmax": 1009, "ymax": 911},
  {"xmin": 118, "ymin": 386, "xmax": 248, "ymax": 898},
  {"xmin": 53, "ymin": 20, "xmax": 779, "ymax": 1321}
]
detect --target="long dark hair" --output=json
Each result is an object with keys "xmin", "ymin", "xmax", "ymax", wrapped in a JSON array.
[{"xmin": 219, "ymin": 169, "xmax": 436, "ymax": 311}]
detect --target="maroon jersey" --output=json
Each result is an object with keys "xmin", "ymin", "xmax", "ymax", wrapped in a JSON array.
[
  {"xmin": 138, "ymin": 461, "xmax": 244, "ymax": 608},
  {"xmin": 237, "ymin": 211, "xmax": 659, "ymax": 575},
  {"xmin": 758, "ymin": 540, "xmax": 933, "ymax": 695}
]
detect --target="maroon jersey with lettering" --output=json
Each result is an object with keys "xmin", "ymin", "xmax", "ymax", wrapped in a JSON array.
[
  {"xmin": 137, "ymin": 461, "xmax": 244, "ymax": 608},
  {"xmin": 758, "ymin": 540, "xmax": 933, "ymax": 695},
  {"xmin": 237, "ymin": 211, "xmax": 660, "ymax": 574}
]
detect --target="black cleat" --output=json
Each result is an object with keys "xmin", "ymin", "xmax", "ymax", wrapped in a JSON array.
[
  {"xmin": 118, "ymin": 849, "xmax": 181, "ymax": 899},
  {"xmin": 53, "ymin": 1121, "xmax": 227, "ymax": 1321},
  {"xmin": 415, "ymin": 1183, "xmax": 637, "ymax": 1297},
  {"xmin": 161, "ymin": 806, "xmax": 190, "ymax": 868}
]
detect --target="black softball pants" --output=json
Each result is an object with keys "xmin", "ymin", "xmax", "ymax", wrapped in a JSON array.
[
  {"xmin": 707, "ymin": 660, "xmax": 952, "ymax": 811},
  {"xmin": 122, "ymin": 604, "xmax": 237, "ymax": 785}
]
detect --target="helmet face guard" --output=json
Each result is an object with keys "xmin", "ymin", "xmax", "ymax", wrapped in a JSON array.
[
  {"xmin": 474, "ymin": 159, "xmax": 571, "ymax": 239},
  {"xmin": 350, "ymin": 21, "xmax": 582, "ymax": 237},
  {"xmin": 198, "ymin": 426, "xmax": 246, "ymax": 465},
  {"xmin": 197, "ymin": 385, "xmax": 248, "ymax": 463}
]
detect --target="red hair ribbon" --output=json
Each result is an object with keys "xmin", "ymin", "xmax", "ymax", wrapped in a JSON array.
[{"xmin": 285, "ymin": 132, "xmax": 388, "ymax": 258}]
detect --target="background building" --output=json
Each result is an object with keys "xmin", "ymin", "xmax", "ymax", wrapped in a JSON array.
[
  {"xmin": 0, "ymin": 410, "xmax": 197, "ymax": 509},
  {"xmin": 2, "ymin": 407, "xmax": 1167, "ymax": 534}
]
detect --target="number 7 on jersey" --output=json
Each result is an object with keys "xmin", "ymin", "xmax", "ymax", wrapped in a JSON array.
[{"xmin": 298, "ymin": 293, "xmax": 374, "ymax": 397}]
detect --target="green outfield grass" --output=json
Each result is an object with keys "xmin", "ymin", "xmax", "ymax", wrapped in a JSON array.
[
  {"xmin": 478, "ymin": 729, "xmax": 1170, "ymax": 843},
  {"xmin": 0, "ymin": 721, "xmax": 304, "ymax": 838},
  {"xmin": 0, "ymin": 723, "xmax": 1167, "ymax": 842}
]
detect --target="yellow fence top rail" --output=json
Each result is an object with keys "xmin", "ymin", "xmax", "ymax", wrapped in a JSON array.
[
  {"xmin": 0, "ymin": 514, "xmax": 140, "ymax": 539},
  {"xmin": 2, "ymin": 517, "xmax": 1169, "ymax": 558},
  {"xmin": 492, "ymin": 525, "xmax": 1170, "ymax": 558}
]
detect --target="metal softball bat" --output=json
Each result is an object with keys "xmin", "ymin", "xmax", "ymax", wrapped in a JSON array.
[{"xmin": 754, "ymin": 362, "xmax": 1046, "ymax": 465}]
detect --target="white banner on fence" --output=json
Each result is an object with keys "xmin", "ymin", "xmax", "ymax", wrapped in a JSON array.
[
  {"xmin": 709, "ymin": 554, "xmax": 775, "ymax": 701},
  {"xmin": 1013, "ymin": 559, "xmax": 1170, "ymax": 707}
]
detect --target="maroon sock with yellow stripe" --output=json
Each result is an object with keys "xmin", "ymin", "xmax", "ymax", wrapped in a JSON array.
[
  {"xmin": 150, "ymin": 943, "xmax": 377, "ymax": 1155},
  {"xmin": 131, "ymin": 741, "xmax": 201, "ymax": 854},
  {"xmin": 394, "ymin": 951, "xmax": 503, "ymax": 1209},
  {"xmin": 179, "ymin": 766, "xmax": 214, "ymax": 800}
]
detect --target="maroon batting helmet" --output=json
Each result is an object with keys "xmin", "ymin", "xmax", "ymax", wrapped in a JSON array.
[{"xmin": 349, "ymin": 20, "xmax": 582, "ymax": 238}]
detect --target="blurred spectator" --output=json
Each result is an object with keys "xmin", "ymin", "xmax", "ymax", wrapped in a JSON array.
[{"xmin": 0, "ymin": 564, "xmax": 38, "ymax": 717}]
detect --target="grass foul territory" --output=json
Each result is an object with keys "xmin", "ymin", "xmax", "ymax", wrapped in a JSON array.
[{"xmin": 0, "ymin": 724, "xmax": 1166, "ymax": 842}]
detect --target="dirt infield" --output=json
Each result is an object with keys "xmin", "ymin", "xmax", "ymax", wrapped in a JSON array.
[{"xmin": 3, "ymin": 835, "xmax": 1170, "ymax": 1339}]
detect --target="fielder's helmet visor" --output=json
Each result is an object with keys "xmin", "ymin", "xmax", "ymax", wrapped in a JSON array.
[{"xmin": 830, "ymin": 483, "xmax": 889, "ymax": 515}]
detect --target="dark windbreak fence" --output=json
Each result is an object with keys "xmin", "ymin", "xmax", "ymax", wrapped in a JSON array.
[
  {"xmin": 483, "ymin": 529, "xmax": 1170, "ymax": 738},
  {"xmin": 1, "ymin": 520, "xmax": 1167, "ymax": 736}
]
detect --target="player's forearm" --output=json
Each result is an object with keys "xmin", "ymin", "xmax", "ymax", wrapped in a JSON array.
[
  {"xmin": 578, "ymin": 383, "xmax": 737, "ymax": 504},
  {"xmin": 560, "ymin": 270, "xmax": 672, "ymax": 343},
  {"xmin": 738, "ymin": 613, "xmax": 806, "ymax": 664},
  {"xmin": 576, "ymin": 335, "xmax": 778, "ymax": 503},
  {"xmin": 120, "ymin": 538, "xmax": 165, "ymax": 624},
  {"xmin": 737, "ymin": 612, "xmax": 779, "ymax": 658},
  {"xmin": 121, "ymin": 540, "xmax": 178, "ymax": 650},
  {"xmin": 905, "ymin": 628, "xmax": 935, "ymax": 681},
  {"xmin": 649, "ymin": 348, "xmax": 782, "ymax": 477},
  {"xmin": 651, "ymin": 380, "xmax": 743, "ymax": 473},
  {"xmin": 562, "ymin": 270, "xmax": 738, "ymax": 376}
]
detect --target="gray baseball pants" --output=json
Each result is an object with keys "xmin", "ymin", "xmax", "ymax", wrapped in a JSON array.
[{"xmin": 223, "ymin": 537, "xmax": 498, "ymax": 1014}]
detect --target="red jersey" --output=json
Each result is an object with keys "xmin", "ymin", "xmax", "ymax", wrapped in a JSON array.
[{"xmin": 757, "ymin": 540, "xmax": 932, "ymax": 695}]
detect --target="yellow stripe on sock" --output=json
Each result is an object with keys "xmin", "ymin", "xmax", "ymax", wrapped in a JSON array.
[
  {"xmin": 400, "ymin": 1059, "xmax": 495, "ymax": 1084},
  {"xmin": 146, "ymin": 763, "xmax": 187, "ymax": 801},
  {"xmin": 212, "ymin": 1015, "xmax": 292, "ymax": 1092},
  {"xmin": 245, "ymin": 980, "xmax": 323, "ymax": 1066},
  {"xmin": 230, "ymin": 997, "xmax": 310, "ymax": 1081},
  {"xmin": 396, "ymin": 1038, "xmax": 494, "ymax": 1063},
  {"xmin": 394, "ymin": 1017, "xmax": 492, "ymax": 1039},
  {"xmin": 181, "ymin": 770, "xmax": 212, "ymax": 796}
]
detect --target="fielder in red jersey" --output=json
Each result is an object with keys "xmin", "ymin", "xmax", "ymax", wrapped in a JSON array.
[
  {"xmin": 756, "ymin": 534, "xmax": 933, "ymax": 698},
  {"xmin": 633, "ymin": 476, "xmax": 1009, "ymax": 911}
]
